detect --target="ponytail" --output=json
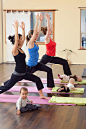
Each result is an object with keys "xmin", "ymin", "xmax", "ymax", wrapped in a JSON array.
[
  {"xmin": 26, "ymin": 35, "xmax": 30, "ymax": 46},
  {"xmin": 26, "ymin": 30, "xmax": 33, "ymax": 45},
  {"xmin": 41, "ymin": 27, "xmax": 47, "ymax": 35}
]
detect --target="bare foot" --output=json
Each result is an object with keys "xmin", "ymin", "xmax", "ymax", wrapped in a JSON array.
[
  {"xmin": 47, "ymin": 87, "xmax": 52, "ymax": 90},
  {"xmin": 58, "ymin": 89, "xmax": 62, "ymax": 92},
  {"xmin": 40, "ymin": 95, "xmax": 49, "ymax": 99},
  {"xmin": 58, "ymin": 87, "xmax": 64, "ymax": 92}
]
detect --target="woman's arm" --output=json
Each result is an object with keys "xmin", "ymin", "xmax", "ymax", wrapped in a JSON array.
[
  {"xmin": 12, "ymin": 20, "xmax": 19, "ymax": 56},
  {"xmin": 28, "ymin": 13, "xmax": 39, "ymax": 48},
  {"xmin": 28, "ymin": 14, "xmax": 39, "ymax": 48},
  {"xmin": 20, "ymin": 22, "xmax": 25, "ymax": 43},
  {"xmin": 37, "ymin": 13, "xmax": 43, "ymax": 36},
  {"xmin": 45, "ymin": 13, "xmax": 50, "ymax": 41},
  {"xmin": 48, "ymin": 14, "xmax": 53, "ymax": 32}
]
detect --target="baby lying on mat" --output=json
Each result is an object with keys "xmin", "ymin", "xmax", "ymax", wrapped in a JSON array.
[
  {"xmin": 58, "ymin": 74, "xmax": 82, "ymax": 82},
  {"xmin": 57, "ymin": 78, "xmax": 77, "ymax": 92}
]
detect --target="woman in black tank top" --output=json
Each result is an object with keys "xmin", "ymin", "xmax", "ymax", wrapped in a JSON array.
[{"xmin": 0, "ymin": 20, "xmax": 47, "ymax": 100}]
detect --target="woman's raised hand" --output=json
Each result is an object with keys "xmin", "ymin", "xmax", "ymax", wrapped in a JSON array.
[
  {"xmin": 45, "ymin": 12, "xmax": 49, "ymax": 20},
  {"xmin": 20, "ymin": 21, "xmax": 25, "ymax": 30},
  {"xmin": 36, "ymin": 13, "xmax": 40, "ymax": 20},
  {"xmin": 12, "ymin": 20, "xmax": 19, "ymax": 29},
  {"xmin": 39, "ymin": 13, "xmax": 43, "ymax": 21}
]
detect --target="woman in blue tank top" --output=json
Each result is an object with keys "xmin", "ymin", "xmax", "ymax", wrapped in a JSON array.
[
  {"xmin": 0, "ymin": 20, "xmax": 46, "ymax": 100},
  {"xmin": 26, "ymin": 13, "xmax": 55, "ymax": 96}
]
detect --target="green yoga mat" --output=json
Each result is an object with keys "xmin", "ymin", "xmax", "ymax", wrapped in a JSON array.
[
  {"xmin": 51, "ymin": 87, "xmax": 84, "ymax": 94},
  {"xmin": 48, "ymin": 96, "xmax": 86, "ymax": 105},
  {"xmin": 61, "ymin": 79, "xmax": 86, "ymax": 84}
]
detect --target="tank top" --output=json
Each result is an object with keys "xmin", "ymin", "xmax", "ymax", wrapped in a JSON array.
[
  {"xmin": 13, "ymin": 48, "xmax": 26, "ymax": 73},
  {"xmin": 45, "ymin": 39, "xmax": 56, "ymax": 56},
  {"xmin": 27, "ymin": 43, "xmax": 39, "ymax": 67}
]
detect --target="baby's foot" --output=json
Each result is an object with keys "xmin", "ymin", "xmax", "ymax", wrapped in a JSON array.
[
  {"xmin": 37, "ymin": 106, "xmax": 42, "ymax": 109},
  {"xmin": 58, "ymin": 89, "xmax": 62, "ymax": 92},
  {"xmin": 58, "ymin": 74, "xmax": 63, "ymax": 80}
]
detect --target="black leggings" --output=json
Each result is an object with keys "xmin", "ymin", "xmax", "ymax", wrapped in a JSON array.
[
  {"xmin": 0, "ymin": 73, "xmax": 44, "ymax": 94},
  {"xmin": 58, "ymin": 86, "xmax": 70, "ymax": 92},
  {"xmin": 26, "ymin": 62, "xmax": 55, "ymax": 88},
  {"xmin": 40, "ymin": 54, "xmax": 72, "ymax": 76}
]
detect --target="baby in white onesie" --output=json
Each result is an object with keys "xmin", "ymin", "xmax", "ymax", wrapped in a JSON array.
[{"xmin": 58, "ymin": 78, "xmax": 77, "ymax": 92}]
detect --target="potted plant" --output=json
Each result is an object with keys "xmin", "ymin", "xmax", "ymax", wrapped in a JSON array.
[{"xmin": 62, "ymin": 49, "xmax": 73, "ymax": 64}]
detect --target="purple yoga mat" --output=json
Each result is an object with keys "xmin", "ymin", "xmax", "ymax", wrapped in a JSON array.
[
  {"xmin": 8, "ymin": 86, "xmax": 73, "ymax": 94},
  {"xmin": 0, "ymin": 94, "xmax": 76, "ymax": 106},
  {"xmin": 19, "ymin": 78, "xmax": 78, "ymax": 85},
  {"xmin": 19, "ymin": 78, "xmax": 61, "ymax": 84}
]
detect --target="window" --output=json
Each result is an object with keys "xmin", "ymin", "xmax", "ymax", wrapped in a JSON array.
[
  {"xmin": 30, "ymin": 11, "xmax": 53, "ymax": 44},
  {"xmin": 80, "ymin": 9, "xmax": 86, "ymax": 49},
  {"xmin": 4, "ymin": 9, "xmax": 56, "ymax": 62}
]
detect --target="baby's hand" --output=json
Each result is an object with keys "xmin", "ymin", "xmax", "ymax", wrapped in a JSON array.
[
  {"xmin": 73, "ymin": 88, "xmax": 77, "ymax": 90},
  {"xmin": 31, "ymin": 101, "xmax": 33, "ymax": 103},
  {"xmin": 16, "ymin": 110, "xmax": 21, "ymax": 115}
]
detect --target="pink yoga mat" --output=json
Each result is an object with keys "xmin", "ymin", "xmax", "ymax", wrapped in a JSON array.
[
  {"xmin": 8, "ymin": 86, "xmax": 73, "ymax": 94},
  {"xmin": 0, "ymin": 94, "xmax": 76, "ymax": 106},
  {"xmin": 19, "ymin": 78, "xmax": 78, "ymax": 85}
]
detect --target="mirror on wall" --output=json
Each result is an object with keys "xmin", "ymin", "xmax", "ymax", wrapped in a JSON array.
[{"xmin": 30, "ymin": 12, "xmax": 53, "ymax": 42}]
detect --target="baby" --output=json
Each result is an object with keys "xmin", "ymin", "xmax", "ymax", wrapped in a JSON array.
[
  {"xmin": 58, "ymin": 74, "xmax": 82, "ymax": 82},
  {"xmin": 58, "ymin": 78, "xmax": 77, "ymax": 92},
  {"xmin": 16, "ymin": 87, "xmax": 42, "ymax": 115}
]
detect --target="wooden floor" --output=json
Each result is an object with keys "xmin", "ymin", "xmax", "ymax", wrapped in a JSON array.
[{"xmin": 0, "ymin": 63, "xmax": 86, "ymax": 129}]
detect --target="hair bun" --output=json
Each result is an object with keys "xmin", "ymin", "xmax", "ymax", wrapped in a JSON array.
[{"xmin": 8, "ymin": 35, "xmax": 12, "ymax": 40}]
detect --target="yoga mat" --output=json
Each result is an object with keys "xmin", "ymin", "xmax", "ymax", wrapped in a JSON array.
[
  {"xmin": 19, "ymin": 78, "xmax": 78, "ymax": 85},
  {"xmin": 61, "ymin": 79, "xmax": 86, "ymax": 85},
  {"xmin": 0, "ymin": 94, "xmax": 76, "ymax": 106},
  {"xmin": 51, "ymin": 87, "xmax": 84, "ymax": 94},
  {"xmin": 49, "ymin": 96, "xmax": 86, "ymax": 105},
  {"xmin": 8, "ymin": 86, "xmax": 73, "ymax": 94},
  {"xmin": 82, "ymin": 68, "xmax": 86, "ymax": 77}
]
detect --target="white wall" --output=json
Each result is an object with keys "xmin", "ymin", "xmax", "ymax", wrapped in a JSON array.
[
  {"xmin": 2, "ymin": 0, "xmax": 86, "ymax": 64},
  {"xmin": 0, "ymin": 0, "xmax": 2, "ymax": 63}
]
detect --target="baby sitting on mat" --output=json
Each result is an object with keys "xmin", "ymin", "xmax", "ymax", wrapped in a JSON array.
[
  {"xmin": 57, "ymin": 78, "xmax": 77, "ymax": 92},
  {"xmin": 16, "ymin": 87, "xmax": 42, "ymax": 115}
]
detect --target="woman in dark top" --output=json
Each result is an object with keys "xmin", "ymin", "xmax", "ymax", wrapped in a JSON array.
[{"xmin": 0, "ymin": 20, "xmax": 47, "ymax": 99}]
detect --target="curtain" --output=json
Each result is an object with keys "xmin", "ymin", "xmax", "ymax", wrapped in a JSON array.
[{"xmin": 6, "ymin": 11, "xmax": 30, "ymax": 62}]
